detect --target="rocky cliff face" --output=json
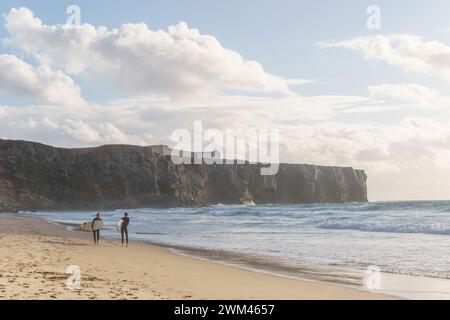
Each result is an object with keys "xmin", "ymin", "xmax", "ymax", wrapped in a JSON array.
[{"xmin": 0, "ymin": 139, "xmax": 367, "ymax": 211}]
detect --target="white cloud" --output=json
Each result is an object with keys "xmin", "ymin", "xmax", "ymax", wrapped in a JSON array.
[
  {"xmin": 280, "ymin": 117, "xmax": 450, "ymax": 175},
  {"xmin": 284, "ymin": 79, "xmax": 316, "ymax": 86},
  {"xmin": 0, "ymin": 54, "xmax": 85, "ymax": 106},
  {"xmin": 0, "ymin": 106, "xmax": 7, "ymax": 119},
  {"xmin": 42, "ymin": 116, "xmax": 60, "ymax": 129},
  {"xmin": 320, "ymin": 35, "xmax": 450, "ymax": 82},
  {"xmin": 368, "ymin": 83, "xmax": 450, "ymax": 107},
  {"xmin": 61, "ymin": 119, "xmax": 101, "ymax": 143},
  {"xmin": 1, "ymin": 93, "xmax": 450, "ymax": 200},
  {"xmin": 4, "ymin": 7, "xmax": 296, "ymax": 98},
  {"xmin": 339, "ymin": 104, "xmax": 403, "ymax": 114},
  {"xmin": 1, "ymin": 95, "xmax": 449, "ymax": 173},
  {"xmin": 60, "ymin": 119, "xmax": 152, "ymax": 145}
]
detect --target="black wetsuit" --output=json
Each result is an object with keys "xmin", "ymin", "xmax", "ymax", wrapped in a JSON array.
[
  {"xmin": 92, "ymin": 217, "xmax": 102, "ymax": 243},
  {"xmin": 121, "ymin": 217, "xmax": 130, "ymax": 245}
]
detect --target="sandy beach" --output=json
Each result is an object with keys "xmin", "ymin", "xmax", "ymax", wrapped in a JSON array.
[{"xmin": 0, "ymin": 214, "xmax": 393, "ymax": 300}]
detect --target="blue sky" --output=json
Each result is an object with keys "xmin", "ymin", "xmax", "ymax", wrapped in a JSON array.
[
  {"xmin": 1, "ymin": 1, "xmax": 450, "ymax": 200},
  {"xmin": 2, "ymin": 0, "xmax": 450, "ymax": 98}
]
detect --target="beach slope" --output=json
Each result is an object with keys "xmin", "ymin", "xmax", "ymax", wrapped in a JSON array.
[{"xmin": 0, "ymin": 215, "xmax": 392, "ymax": 300}]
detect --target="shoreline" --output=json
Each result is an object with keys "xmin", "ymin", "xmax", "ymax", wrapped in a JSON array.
[
  {"xmin": 0, "ymin": 214, "xmax": 394, "ymax": 300},
  {"xmin": 126, "ymin": 240, "xmax": 367, "ymax": 287},
  {"xmin": 113, "ymin": 235, "xmax": 450, "ymax": 300},
  {"xmin": 57, "ymin": 219, "xmax": 386, "ymax": 291},
  {"xmin": 45, "ymin": 220, "xmax": 367, "ymax": 288}
]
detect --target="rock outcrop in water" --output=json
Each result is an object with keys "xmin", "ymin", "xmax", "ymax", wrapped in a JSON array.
[{"xmin": 0, "ymin": 139, "xmax": 367, "ymax": 211}]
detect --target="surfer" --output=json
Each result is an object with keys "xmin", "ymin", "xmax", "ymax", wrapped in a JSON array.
[
  {"xmin": 92, "ymin": 212, "xmax": 102, "ymax": 245},
  {"xmin": 120, "ymin": 212, "xmax": 130, "ymax": 247}
]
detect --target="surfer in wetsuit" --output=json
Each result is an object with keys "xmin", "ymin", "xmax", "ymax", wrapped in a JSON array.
[
  {"xmin": 120, "ymin": 212, "xmax": 130, "ymax": 247},
  {"xmin": 92, "ymin": 212, "xmax": 102, "ymax": 245}
]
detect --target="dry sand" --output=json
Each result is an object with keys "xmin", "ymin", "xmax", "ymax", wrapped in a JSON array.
[{"xmin": 0, "ymin": 214, "xmax": 394, "ymax": 300}]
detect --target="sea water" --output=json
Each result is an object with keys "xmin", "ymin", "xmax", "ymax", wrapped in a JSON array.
[{"xmin": 23, "ymin": 201, "xmax": 450, "ymax": 299}]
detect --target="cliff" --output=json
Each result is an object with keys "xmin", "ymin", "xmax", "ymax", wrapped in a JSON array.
[{"xmin": 0, "ymin": 139, "xmax": 367, "ymax": 212}]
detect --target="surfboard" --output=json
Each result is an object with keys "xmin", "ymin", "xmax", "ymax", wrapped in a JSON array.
[
  {"xmin": 80, "ymin": 220, "xmax": 103, "ymax": 232},
  {"xmin": 80, "ymin": 221, "xmax": 93, "ymax": 232},
  {"xmin": 117, "ymin": 220, "xmax": 123, "ymax": 232},
  {"xmin": 92, "ymin": 220, "xmax": 103, "ymax": 231}
]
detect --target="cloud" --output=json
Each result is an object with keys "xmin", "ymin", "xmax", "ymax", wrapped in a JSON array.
[
  {"xmin": 4, "ymin": 7, "xmax": 295, "ymax": 98},
  {"xmin": 320, "ymin": 35, "xmax": 450, "ymax": 82},
  {"xmin": 368, "ymin": 83, "xmax": 450, "ymax": 107},
  {"xmin": 339, "ymin": 104, "xmax": 403, "ymax": 114},
  {"xmin": 61, "ymin": 119, "xmax": 102, "ymax": 144},
  {"xmin": 60, "ymin": 119, "xmax": 153, "ymax": 145},
  {"xmin": 41, "ymin": 116, "xmax": 59, "ymax": 129},
  {"xmin": 1, "ymin": 95, "xmax": 449, "ymax": 173},
  {"xmin": 1, "ymin": 91, "xmax": 450, "ymax": 200},
  {"xmin": 0, "ymin": 54, "xmax": 85, "ymax": 106},
  {"xmin": 280, "ymin": 117, "xmax": 450, "ymax": 174},
  {"xmin": 284, "ymin": 79, "xmax": 316, "ymax": 86},
  {"xmin": 0, "ymin": 106, "xmax": 7, "ymax": 119}
]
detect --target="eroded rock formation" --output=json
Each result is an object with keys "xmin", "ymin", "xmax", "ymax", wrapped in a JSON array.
[{"xmin": 0, "ymin": 139, "xmax": 367, "ymax": 211}]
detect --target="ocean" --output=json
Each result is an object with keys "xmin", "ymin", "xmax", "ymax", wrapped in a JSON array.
[{"xmin": 23, "ymin": 201, "xmax": 450, "ymax": 299}]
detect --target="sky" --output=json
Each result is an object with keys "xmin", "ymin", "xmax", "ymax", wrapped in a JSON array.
[{"xmin": 1, "ymin": 0, "xmax": 450, "ymax": 201}]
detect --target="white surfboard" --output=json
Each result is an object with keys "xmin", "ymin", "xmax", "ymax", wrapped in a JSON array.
[
  {"xmin": 80, "ymin": 220, "xmax": 103, "ymax": 232},
  {"xmin": 117, "ymin": 220, "xmax": 123, "ymax": 232},
  {"xmin": 80, "ymin": 221, "xmax": 93, "ymax": 232},
  {"xmin": 92, "ymin": 220, "xmax": 103, "ymax": 231}
]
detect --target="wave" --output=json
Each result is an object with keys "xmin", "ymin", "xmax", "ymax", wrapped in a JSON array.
[{"xmin": 317, "ymin": 222, "xmax": 450, "ymax": 235}]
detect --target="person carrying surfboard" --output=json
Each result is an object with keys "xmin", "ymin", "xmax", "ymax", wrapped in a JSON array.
[
  {"xmin": 119, "ymin": 212, "xmax": 130, "ymax": 247},
  {"xmin": 92, "ymin": 212, "xmax": 102, "ymax": 245}
]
